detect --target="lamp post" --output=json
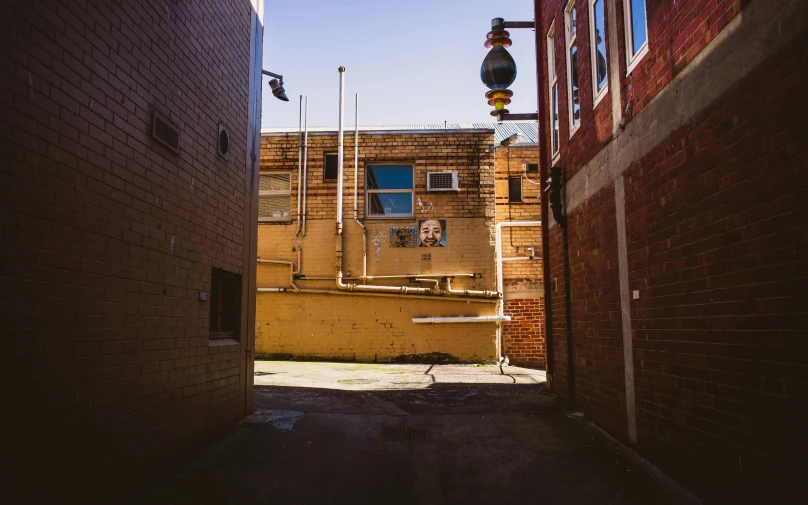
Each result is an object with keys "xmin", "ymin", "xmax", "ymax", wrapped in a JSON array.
[{"xmin": 480, "ymin": 18, "xmax": 538, "ymax": 122}]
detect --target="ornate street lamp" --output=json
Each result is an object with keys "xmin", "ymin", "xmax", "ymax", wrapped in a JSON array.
[{"xmin": 480, "ymin": 18, "xmax": 538, "ymax": 122}]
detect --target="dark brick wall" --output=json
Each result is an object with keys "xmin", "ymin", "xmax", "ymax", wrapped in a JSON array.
[
  {"xmin": 537, "ymin": 0, "xmax": 808, "ymax": 501},
  {"xmin": 1, "ymin": 0, "xmax": 255, "ymax": 501},
  {"xmin": 547, "ymin": 183, "xmax": 626, "ymax": 437},
  {"xmin": 623, "ymin": 30, "xmax": 808, "ymax": 502}
]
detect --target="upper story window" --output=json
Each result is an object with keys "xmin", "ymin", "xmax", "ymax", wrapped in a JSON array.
[
  {"xmin": 590, "ymin": 0, "xmax": 609, "ymax": 106},
  {"xmin": 366, "ymin": 164, "xmax": 414, "ymax": 218},
  {"xmin": 508, "ymin": 176, "xmax": 523, "ymax": 203},
  {"xmin": 565, "ymin": 2, "xmax": 581, "ymax": 136},
  {"xmin": 324, "ymin": 153, "xmax": 339, "ymax": 180},
  {"xmin": 547, "ymin": 23, "xmax": 560, "ymax": 159},
  {"xmin": 258, "ymin": 172, "xmax": 292, "ymax": 222},
  {"xmin": 624, "ymin": 0, "xmax": 649, "ymax": 74}
]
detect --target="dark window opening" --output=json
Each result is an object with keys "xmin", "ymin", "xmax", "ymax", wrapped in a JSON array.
[
  {"xmin": 526, "ymin": 163, "xmax": 538, "ymax": 173},
  {"xmin": 210, "ymin": 268, "xmax": 242, "ymax": 340},
  {"xmin": 324, "ymin": 153, "xmax": 338, "ymax": 180},
  {"xmin": 509, "ymin": 176, "xmax": 523, "ymax": 203}
]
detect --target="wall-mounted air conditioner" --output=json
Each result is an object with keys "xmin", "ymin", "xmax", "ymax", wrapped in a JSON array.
[{"xmin": 426, "ymin": 172, "xmax": 458, "ymax": 192}]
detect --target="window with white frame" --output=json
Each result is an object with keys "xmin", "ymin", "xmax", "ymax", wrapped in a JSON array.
[
  {"xmin": 624, "ymin": 0, "xmax": 648, "ymax": 73},
  {"xmin": 547, "ymin": 23, "xmax": 560, "ymax": 158},
  {"xmin": 590, "ymin": 0, "xmax": 609, "ymax": 106},
  {"xmin": 365, "ymin": 164, "xmax": 414, "ymax": 218},
  {"xmin": 258, "ymin": 172, "xmax": 292, "ymax": 222},
  {"xmin": 565, "ymin": 2, "xmax": 581, "ymax": 135}
]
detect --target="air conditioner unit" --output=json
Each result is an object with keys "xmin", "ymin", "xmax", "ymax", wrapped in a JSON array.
[{"xmin": 426, "ymin": 172, "xmax": 458, "ymax": 192}]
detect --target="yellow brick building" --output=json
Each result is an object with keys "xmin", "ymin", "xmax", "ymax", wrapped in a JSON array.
[{"xmin": 256, "ymin": 123, "xmax": 542, "ymax": 365}]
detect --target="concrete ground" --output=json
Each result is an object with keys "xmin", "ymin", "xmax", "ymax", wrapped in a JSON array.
[{"xmin": 120, "ymin": 361, "xmax": 699, "ymax": 505}]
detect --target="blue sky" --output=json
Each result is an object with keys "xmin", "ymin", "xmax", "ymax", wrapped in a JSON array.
[{"xmin": 261, "ymin": 0, "xmax": 538, "ymax": 128}]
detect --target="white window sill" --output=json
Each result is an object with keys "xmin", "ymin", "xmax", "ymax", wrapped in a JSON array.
[
  {"xmin": 569, "ymin": 121, "xmax": 581, "ymax": 138},
  {"xmin": 209, "ymin": 337, "xmax": 240, "ymax": 347},
  {"xmin": 626, "ymin": 42, "xmax": 649, "ymax": 76},
  {"xmin": 593, "ymin": 86, "xmax": 608, "ymax": 108}
]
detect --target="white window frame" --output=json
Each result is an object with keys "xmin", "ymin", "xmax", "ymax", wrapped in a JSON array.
[
  {"xmin": 624, "ymin": 0, "xmax": 649, "ymax": 75},
  {"xmin": 258, "ymin": 171, "xmax": 293, "ymax": 223},
  {"xmin": 547, "ymin": 22, "xmax": 560, "ymax": 161},
  {"xmin": 565, "ymin": 1, "xmax": 581, "ymax": 138},
  {"xmin": 365, "ymin": 163, "xmax": 415, "ymax": 219},
  {"xmin": 589, "ymin": 0, "xmax": 609, "ymax": 107}
]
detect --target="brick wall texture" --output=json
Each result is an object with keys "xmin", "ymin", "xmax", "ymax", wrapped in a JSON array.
[
  {"xmin": 1, "ymin": 1, "xmax": 256, "ymax": 501},
  {"xmin": 537, "ymin": 0, "xmax": 808, "ymax": 502},
  {"xmin": 494, "ymin": 145, "xmax": 545, "ymax": 367},
  {"xmin": 257, "ymin": 132, "xmax": 545, "ymax": 365}
]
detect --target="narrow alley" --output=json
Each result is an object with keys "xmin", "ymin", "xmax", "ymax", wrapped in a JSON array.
[{"xmin": 121, "ymin": 362, "xmax": 697, "ymax": 505}]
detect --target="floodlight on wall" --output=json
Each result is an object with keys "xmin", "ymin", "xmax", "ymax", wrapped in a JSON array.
[
  {"xmin": 480, "ymin": 18, "xmax": 538, "ymax": 122},
  {"xmin": 262, "ymin": 70, "xmax": 289, "ymax": 101}
]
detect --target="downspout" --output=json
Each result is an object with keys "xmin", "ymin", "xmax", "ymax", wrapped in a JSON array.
[
  {"xmin": 495, "ymin": 221, "xmax": 542, "ymax": 363},
  {"xmin": 295, "ymin": 96, "xmax": 303, "ymax": 237},
  {"xmin": 302, "ymin": 97, "xmax": 309, "ymax": 237},
  {"xmin": 353, "ymin": 93, "xmax": 367, "ymax": 281},
  {"xmin": 534, "ymin": 0, "xmax": 554, "ymax": 380}
]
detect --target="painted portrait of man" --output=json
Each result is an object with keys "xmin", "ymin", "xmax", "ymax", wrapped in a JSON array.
[{"xmin": 418, "ymin": 219, "xmax": 446, "ymax": 247}]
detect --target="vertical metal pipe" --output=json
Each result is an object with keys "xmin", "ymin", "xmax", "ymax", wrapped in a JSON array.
[
  {"xmin": 296, "ymin": 95, "xmax": 303, "ymax": 236},
  {"xmin": 302, "ymin": 97, "xmax": 309, "ymax": 236},
  {"xmin": 353, "ymin": 93, "xmax": 367, "ymax": 281},
  {"xmin": 337, "ymin": 67, "xmax": 345, "ymax": 228},
  {"xmin": 354, "ymin": 94, "xmax": 359, "ymax": 218}
]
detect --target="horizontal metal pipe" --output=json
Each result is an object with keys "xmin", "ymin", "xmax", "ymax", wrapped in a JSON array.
[
  {"xmin": 445, "ymin": 278, "xmax": 500, "ymax": 299},
  {"xmin": 257, "ymin": 288, "xmax": 496, "ymax": 303},
  {"xmin": 412, "ymin": 316, "xmax": 512, "ymax": 324},
  {"xmin": 501, "ymin": 256, "xmax": 539, "ymax": 262},
  {"xmin": 294, "ymin": 274, "xmax": 477, "ymax": 280}
]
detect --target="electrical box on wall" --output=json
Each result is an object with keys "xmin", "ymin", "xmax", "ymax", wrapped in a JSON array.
[{"xmin": 426, "ymin": 172, "xmax": 458, "ymax": 192}]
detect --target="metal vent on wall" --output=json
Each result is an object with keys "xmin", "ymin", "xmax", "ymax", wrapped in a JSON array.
[
  {"xmin": 218, "ymin": 123, "xmax": 230, "ymax": 158},
  {"xmin": 426, "ymin": 172, "xmax": 458, "ymax": 192},
  {"xmin": 152, "ymin": 111, "xmax": 180, "ymax": 154}
]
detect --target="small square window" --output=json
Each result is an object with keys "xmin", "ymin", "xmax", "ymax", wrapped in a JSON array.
[
  {"xmin": 509, "ymin": 176, "xmax": 523, "ymax": 203},
  {"xmin": 324, "ymin": 153, "xmax": 338, "ymax": 180},
  {"xmin": 526, "ymin": 163, "xmax": 539, "ymax": 173},
  {"xmin": 210, "ymin": 268, "xmax": 241, "ymax": 340}
]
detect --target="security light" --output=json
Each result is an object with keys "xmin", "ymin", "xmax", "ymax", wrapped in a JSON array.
[{"xmin": 262, "ymin": 70, "xmax": 289, "ymax": 102}]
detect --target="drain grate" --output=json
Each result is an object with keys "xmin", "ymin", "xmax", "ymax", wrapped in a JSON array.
[{"xmin": 380, "ymin": 426, "xmax": 429, "ymax": 441}]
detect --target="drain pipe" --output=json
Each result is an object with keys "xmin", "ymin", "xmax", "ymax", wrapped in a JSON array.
[
  {"xmin": 295, "ymin": 95, "xmax": 303, "ymax": 237},
  {"xmin": 353, "ymin": 93, "xmax": 367, "ymax": 281},
  {"xmin": 495, "ymin": 221, "xmax": 542, "ymax": 362},
  {"xmin": 445, "ymin": 277, "xmax": 499, "ymax": 299},
  {"xmin": 302, "ymin": 97, "xmax": 309, "ymax": 237},
  {"xmin": 334, "ymin": 67, "xmax": 432, "ymax": 297},
  {"xmin": 257, "ymin": 252, "xmax": 300, "ymax": 292}
]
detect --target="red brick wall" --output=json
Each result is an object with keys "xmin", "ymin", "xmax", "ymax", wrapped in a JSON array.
[
  {"xmin": 2, "ymin": 0, "xmax": 255, "ymax": 501},
  {"xmin": 502, "ymin": 294, "xmax": 546, "ymax": 367},
  {"xmin": 623, "ymin": 30, "xmax": 808, "ymax": 502},
  {"xmin": 538, "ymin": 0, "xmax": 743, "ymax": 177},
  {"xmin": 547, "ymin": 183, "xmax": 627, "ymax": 436},
  {"xmin": 539, "ymin": 0, "xmax": 808, "ymax": 500}
]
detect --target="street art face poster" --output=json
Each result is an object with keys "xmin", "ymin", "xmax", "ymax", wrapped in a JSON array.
[
  {"xmin": 389, "ymin": 227, "xmax": 418, "ymax": 248},
  {"xmin": 418, "ymin": 220, "xmax": 446, "ymax": 247}
]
